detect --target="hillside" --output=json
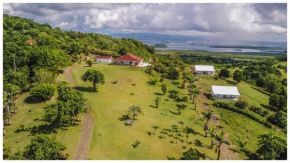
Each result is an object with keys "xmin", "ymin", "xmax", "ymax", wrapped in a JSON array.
[{"xmin": 3, "ymin": 14, "xmax": 156, "ymax": 89}]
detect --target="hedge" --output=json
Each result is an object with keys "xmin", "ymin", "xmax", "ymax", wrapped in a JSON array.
[{"xmin": 213, "ymin": 101, "xmax": 272, "ymax": 129}]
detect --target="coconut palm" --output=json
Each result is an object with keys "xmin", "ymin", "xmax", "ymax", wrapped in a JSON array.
[
  {"xmin": 209, "ymin": 127, "xmax": 216, "ymax": 149},
  {"xmin": 127, "ymin": 105, "xmax": 143, "ymax": 120},
  {"xmin": 152, "ymin": 126, "xmax": 159, "ymax": 135},
  {"xmin": 202, "ymin": 110, "xmax": 213, "ymax": 132},
  {"xmin": 215, "ymin": 132, "xmax": 228, "ymax": 160},
  {"xmin": 193, "ymin": 89, "xmax": 201, "ymax": 107}
]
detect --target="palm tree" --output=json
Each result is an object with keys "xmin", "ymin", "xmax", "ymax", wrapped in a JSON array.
[
  {"xmin": 215, "ymin": 132, "xmax": 227, "ymax": 160},
  {"xmin": 127, "ymin": 105, "xmax": 143, "ymax": 121},
  {"xmin": 193, "ymin": 89, "xmax": 201, "ymax": 108},
  {"xmin": 187, "ymin": 83, "xmax": 197, "ymax": 100},
  {"xmin": 178, "ymin": 121, "xmax": 184, "ymax": 130},
  {"xmin": 152, "ymin": 126, "xmax": 159, "ymax": 135},
  {"xmin": 209, "ymin": 127, "xmax": 216, "ymax": 149},
  {"xmin": 202, "ymin": 110, "xmax": 213, "ymax": 133}
]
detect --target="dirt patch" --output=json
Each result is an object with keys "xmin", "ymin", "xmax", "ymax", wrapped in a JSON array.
[{"xmin": 63, "ymin": 66, "xmax": 94, "ymax": 160}]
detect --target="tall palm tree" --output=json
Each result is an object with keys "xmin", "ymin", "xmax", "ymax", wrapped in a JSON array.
[
  {"xmin": 215, "ymin": 132, "xmax": 227, "ymax": 160},
  {"xmin": 194, "ymin": 89, "xmax": 201, "ymax": 108},
  {"xmin": 202, "ymin": 110, "xmax": 213, "ymax": 132},
  {"xmin": 187, "ymin": 83, "xmax": 196, "ymax": 100},
  {"xmin": 209, "ymin": 127, "xmax": 216, "ymax": 149},
  {"xmin": 127, "ymin": 105, "xmax": 143, "ymax": 120}
]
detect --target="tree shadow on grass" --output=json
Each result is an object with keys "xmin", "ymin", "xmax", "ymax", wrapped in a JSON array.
[
  {"xmin": 171, "ymin": 81, "xmax": 180, "ymax": 85},
  {"xmin": 169, "ymin": 110, "xmax": 179, "ymax": 115},
  {"xmin": 29, "ymin": 123, "xmax": 58, "ymax": 135},
  {"xmin": 24, "ymin": 96, "xmax": 43, "ymax": 104},
  {"xmin": 223, "ymin": 78, "xmax": 237, "ymax": 85},
  {"xmin": 203, "ymin": 93, "xmax": 212, "ymax": 100},
  {"xmin": 251, "ymin": 87, "xmax": 269, "ymax": 96},
  {"xmin": 154, "ymin": 92, "xmax": 163, "ymax": 96},
  {"xmin": 149, "ymin": 105, "xmax": 156, "ymax": 108},
  {"xmin": 147, "ymin": 131, "xmax": 154, "ymax": 136},
  {"xmin": 118, "ymin": 115, "xmax": 131, "ymax": 121},
  {"xmin": 243, "ymin": 149, "xmax": 259, "ymax": 160},
  {"xmin": 260, "ymin": 104, "xmax": 272, "ymax": 111},
  {"xmin": 194, "ymin": 139, "xmax": 203, "ymax": 147},
  {"xmin": 75, "ymin": 86, "xmax": 95, "ymax": 93},
  {"xmin": 194, "ymin": 149, "xmax": 210, "ymax": 160},
  {"xmin": 184, "ymin": 126, "xmax": 204, "ymax": 137}
]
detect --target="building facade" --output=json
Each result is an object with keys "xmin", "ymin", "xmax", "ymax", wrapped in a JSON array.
[
  {"xmin": 211, "ymin": 85, "xmax": 240, "ymax": 100},
  {"xmin": 94, "ymin": 56, "xmax": 113, "ymax": 63},
  {"xmin": 194, "ymin": 65, "xmax": 215, "ymax": 75},
  {"xmin": 113, "ymin": 53, "xmax": 144, "ymax": 66}
]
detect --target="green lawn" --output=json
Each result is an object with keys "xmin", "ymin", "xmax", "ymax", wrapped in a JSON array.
[
  {"xmin": 3, "ymin": 74, "xmax": 83, "ymax": 160},
  {"xmin": 72, "ymin": 64, "xmax": 219, "ymax": 160}
]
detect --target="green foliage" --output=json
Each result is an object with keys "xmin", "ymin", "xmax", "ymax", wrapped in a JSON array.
[
  {"xmin": 3, "ymin": 143, "xmax": 11, "ymax": 160},
  {"xmin": 161, "ymin": 84, "xmax": 167, "ymax": 95},
  {"xmin": 145, "ymin": 66, "xmax": 154, "ymax": 75},
  {"xmin": 233, "ymin": 70, "xmax": 244, "ymax": 84},
  {"xmin": 256, "ymin": 133, "xmax": 287, "ymax": 160},
  {"xmin": 264, "ymin": 74, "xmax": 283, "ymax": 95},
  {"xmin": 16, "ymin": 123, "xmax": 28, "ymax": 132},
  {"xmin": 155, "ymin": 97, "xmax": 161, "ymax": 108},
  {"xmin": 249, "ymin": 106, "xmax": 269, "ymax": 117},
  {"xmin": 267, "ymin": 111, "xmax": 287, "ymax": 129},
  {"xmin": 81, "ymin": 69, "xmax": 105, "ymax": 92},
  {"xmin": 168, "ymin": 90, "xmax": 179, "ymax": 99},
  {"xmin": 269, "ymin": 94, "xmax": 287, "ymax": 111},
  {"xmin": 32, "ymin": 68, "xmax": 55, "ymax": 84},
  {"xmin": 127, "ymin": 105, "xmax": 143, "ymax": 120},
  {"xmin": 218, "ymin": 69, "xmax": 230, "ymax": 78},
  {"xmin": 19, "ymin": 135, "xmax": 66, "ymax": 160},
  {"xmin": 167, "ymin": 67, "xmax": 179, "ymax": 80},
  {"xmin": 30, "ymin": 83, "xmax": 56, "ymax": 101},
  {"xmin": 180, "ymin": 148, "xmax": 199, "ymax": 160},
  {"xmin": 234, "ymin": 101, "xmax": 248, "ymax": 109},
  {"xmin": 148, "ymin": 78, "xmax": 158, "ymax": 85},
  {"xmin": 44, "ymin": 82, "xmax": 87, "ymax": 126},
  {"xmin": 86, "ymin": 60, "xmax": 93, "ymax": 67}
]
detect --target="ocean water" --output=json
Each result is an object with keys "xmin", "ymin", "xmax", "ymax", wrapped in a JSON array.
[{"xmin": 142, "ymin": 41, "xmax": 282, "ymax": 53}]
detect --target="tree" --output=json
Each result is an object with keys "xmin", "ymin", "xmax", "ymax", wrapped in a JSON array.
[
  {"xmin": 44, "ymin": 82, "xmax": 87, "ymax": 126},
  {"xmin": 161, "ymin": 84, "xmax": 167, "ymax": 95},
  {"xmin": 256, "ymin": 133, "xmax": 287, "ymax": 160},
  {"xmin": 202, "ymin": 110, "xmax": 213, "ymax": 132},
  {"xmin": 192, "ymin": 89, "xmax": 200, "ymax": 105},
  {"xmin": 218, "ymin": 69, "xmax": 230, "ymax": 78},
  {"xmin": 269, "ymin": 94, "xmax": 287, "ymax": 111},
  {"xmin": 256, "ymin": 75, "xmax": 265, "ymax": 90},
  {"xmin": 81, "ymin": 69, "xmax": 105, "ymax": 92},
  {"xmin": 127, "ymin": 105, "xmax": 143, "ymax": 121},
  {"xmin": 168, "ymin": 90, "xmax": 179, "ymax": 99},
  {"xmin": 176, "ymin": 104, "xmax": 187, "ymax": 115},
  {"xmin": 86, "ymin": 60, "xmax": 93, "ymax": 67},
  {"xmin": 209, "ymin": 127, "xmax": 216, "ymax": 149},
  {"xmin": 267, "ymin": 111, "xmax": 287, "ymax": 129},
  {"xmin": 167, "ymin": 67, "xmax": 179, "ymax": 80},
  {"xmin": 215, "ymin": 132, "xmax": 227, "ymax": 160},
  {"xmin": 155, "ymin": 97, "xmax": 161, "ymax": 108},
  {"xmin": 180, "ymin": 148, "xmax": 199, "ymax": 160},
  {"xmin": 21, "ymin": 135, "xmax": 66, "ymax": 160},
  {"xmin": 264, "ymin": 74, "xmax": 282, "ymax": 95},
  {"xmin": 30, "ymin": 84, "xmax": 55, "ymax": 102},
  {"xmin": 233, "ymin": 70, "xmax": 244, "ymax": 85},
  {"xmin": 32, "ymin": 68, "xmax": 55, "ymax": 84}
]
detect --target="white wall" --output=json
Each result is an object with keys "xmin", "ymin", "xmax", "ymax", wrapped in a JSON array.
[{"xmin": 94, "ymin": 58, "xmax": 112, "ymax": 63}]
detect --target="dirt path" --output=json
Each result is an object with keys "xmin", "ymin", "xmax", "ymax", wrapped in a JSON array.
[
  {"xmin": 63, "ymin": 65, "xmax": 94, "ymax": 160},
  {"xmin": 197, "ymin": 82, "xmax": 240, "ymax": 160}
]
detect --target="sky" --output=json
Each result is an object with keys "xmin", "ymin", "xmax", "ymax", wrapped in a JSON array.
[{"xmin": 3, "ymin": 3, "xmax": 287, "ymax": 42}]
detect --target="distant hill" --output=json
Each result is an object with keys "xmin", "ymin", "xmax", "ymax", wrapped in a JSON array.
[{"xmin": 154, "ymin": 44, "xmax": 168, "ymax": 48}]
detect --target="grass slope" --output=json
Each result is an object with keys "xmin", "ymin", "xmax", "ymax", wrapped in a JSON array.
[
  {"xmin": 3, "ymin": 74, "xmax": 82, "ymax": 159},
  {"xmin": 72, "ymin": 64, "xmax": 217, "ymax": 160}
]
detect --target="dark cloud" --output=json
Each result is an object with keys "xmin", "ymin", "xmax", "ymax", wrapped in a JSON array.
[{"xmin": 3, "ymin": 3, "xmax": 287, "ymax": 41}]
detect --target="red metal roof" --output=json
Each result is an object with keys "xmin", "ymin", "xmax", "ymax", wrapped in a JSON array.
[
  {"xmin": 114, "ymin": 53, "xmax": 143, "ymax": 62},
  {"xmin": 96, "ymin": 56, "xmax": 112, "ymax": 59}
]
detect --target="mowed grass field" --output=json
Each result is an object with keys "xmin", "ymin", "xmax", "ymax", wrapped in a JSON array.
[
  {"xmin": 3, "ymin": 74, "xmax": 83, "ymax": 160},
  {"xmin": 196, "ymin": 75, "xmax": 286, "ymax": 158},
  {"xmin": 72, "ymin": 64, "xmax": 219, "ymax": 160}
]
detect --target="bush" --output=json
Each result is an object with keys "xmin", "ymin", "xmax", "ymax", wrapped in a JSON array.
[
  {"xmin": 86, "ymin": 60, "xmax": 93, "ymax": 67},
  {"xmin": 148, "ymin": 78, "xmax": 157, "ymax": 85},
  {"xmin": 16, "ymin": 124, "xmax": 27, "ymax": 132},
  {"xmin": 235, "ymin": 101, "xmax": 248, "ymax": 109},
  {"xmin": 218, "ymin": 69, "xmax": 230, "ymax": 78},
  {"xmin": 267, "ymin": 111, "xmax": 287, "ymax": 129},
  {"xmin": 249, "ymin": 106, "xmax": 269, "ymax": 117},
  {"xmin": 30, "ymin": 84, "xmax": 55, "ymax": 102}
]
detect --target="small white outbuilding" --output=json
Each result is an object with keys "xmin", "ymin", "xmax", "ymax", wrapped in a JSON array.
[
  {"xmin": 211, "ymin": 85, "xmax": 240, "ymax": 100},
  {"xmin": 94, "ymin": 56, "xmax": 113, "ymax": 63},
  {"xmin": 194, "ymin": 65, "xmax": 215, "ymax": 75}
]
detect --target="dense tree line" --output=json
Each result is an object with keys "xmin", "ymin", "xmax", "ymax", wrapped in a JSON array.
[{"xmin": 3, "ymin": 14, "xmax": 155, "ymax": 93}]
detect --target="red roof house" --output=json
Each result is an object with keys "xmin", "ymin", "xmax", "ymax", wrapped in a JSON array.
[{"xmin": 113, "ymin": 53, "xmax": 144, "ymax": 66}]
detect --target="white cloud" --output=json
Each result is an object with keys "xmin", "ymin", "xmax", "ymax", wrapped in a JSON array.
[{"xmin": 3, "ymin": 3, "xmax": 287, "ymax": 42}]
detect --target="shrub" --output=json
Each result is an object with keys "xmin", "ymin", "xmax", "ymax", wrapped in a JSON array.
[
  {"xmin": 249, "ymin": 106, "xmax": 269, "ymax": 117},
  {"xmin": 16, "ymin": 124, "xmax": 27, "ymax": 132},
  {"xmin": 218, "ymin": 69, "xmax": 230, "ymax": 78},
  {"xmin": 235, "ymin": 101, "xmax": 248, "ymax": 109},
  {"xmin": 30, "ymin": 84, "xmax": 55, "ymax": 102},
  {"xmin": 86, "ymin": 60, "xmax": 93, "ymax": 67},
  {"xmin": 132, "ymin": 83, "xmax": 136, "ymax": 86},
  {"xmin": 148, "ymin": 78, "xmax": 157, "ymax": 85},
  {"xmin": 267, "ymin": 111, "xmax": 287, "ymax": 129}
]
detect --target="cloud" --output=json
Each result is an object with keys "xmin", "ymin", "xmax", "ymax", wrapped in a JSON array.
[{"xmin": 3, "ymin": 3, "xmax": 287, "ymax": 42}]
